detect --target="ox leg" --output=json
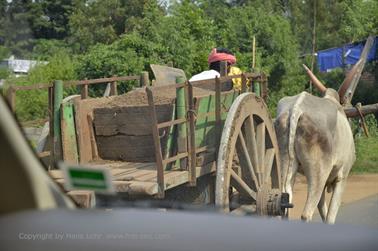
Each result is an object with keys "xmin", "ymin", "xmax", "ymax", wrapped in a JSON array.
[
  {"xmin": 326, "ymin": 178, "xmax": 347, "ymax": 224},
  {"xmin": 317, "ymin": 187, "xmax": 328, "ymax": 222},
  {"xmin": 301, "ymin": 161, "xmax": 329, "ymax": 223}
]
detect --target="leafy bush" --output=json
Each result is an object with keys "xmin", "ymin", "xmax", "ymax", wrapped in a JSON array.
[
  {"xmin": 31, "ymin": 39, "xmax": 72, "ymax": 60},
  {"xmin": 351, "ymin": 115, "xmax": 378, "ymax": 173},
  {"xmin": 0, "ymin": 68, "xmax": 10, "ymax": 80},
  {"xmin": 353, "ymin": 135, "xmax": 378, "ymax": 173}
]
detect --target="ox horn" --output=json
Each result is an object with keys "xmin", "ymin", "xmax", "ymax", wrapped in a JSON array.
[
  {"xmin": 302, "ymin": 64, "xmax": 327, "ymax": 94},
  {"xmin": 338, "ymin": 36, "xmax": 375, "ymax": 105}
]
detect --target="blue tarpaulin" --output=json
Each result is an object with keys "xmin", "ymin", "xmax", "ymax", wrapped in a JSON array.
[{"xmin": 317, "ymin": 36, "xmax": 378, "ymax": 72}]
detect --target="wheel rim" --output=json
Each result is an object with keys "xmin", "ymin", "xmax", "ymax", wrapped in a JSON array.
[{"xmin": 215, "ymin": 93, "xmax": 281, "ymax": 213}]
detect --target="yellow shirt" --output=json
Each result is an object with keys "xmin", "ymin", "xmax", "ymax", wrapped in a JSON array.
[{"xmin": 229, "ymin": 66, "xmax": 243, "ymax": 90}]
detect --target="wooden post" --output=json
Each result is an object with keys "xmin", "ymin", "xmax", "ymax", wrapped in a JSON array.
[
  {"xmin": 241, "ymin": 73, "xmax": 247, "ymax": 93},
  {"xmin": 53, "ymin": 80, "xmax": 63, "ymax": 162},
  {"xmin": 355, "ymin": 103, "xmax": 370, "ymax": 137},
  {"xmin": 220, "ymin": 61, "xmax": 228, "ymax": 77},
  {"xmin": 146, "ymin": 87, "xmax": 165, "ymax": 198},
  {"xmin": 176, "ymin": 76, "xmax": 187, "ymax": 170},
  {"xmin": 47, "ymin": 86, "xmax": 54, "ymax": 169},
  {"xmin": 140, "ymin": 71, "xmax": 150, "ymax": 87},
  {"xmin": 187, "ymin": 81, "xmax": 196, "ymax": 186},
  {"xmin": 6, "ymin": 86, "xmax": 16, "ymax": 112},
  {"xmin": 261, "ymin": 76, "xmax": 268, "ymax": 102},
  {"xmin": 164, "ymin": 104, "xmax": 176, "ymax": 170},
  {"xmin": 110, "ymin": 80, "xmax": 117, "ymax": 96},
  {"xmin": 215, "ymin": 76, "xmax": 221, "ymax": 147},
  {"xmin": 254, "ymin": 82, "xmax": 261, "ymax": 97},
  {"xmin": 219, "ymin": 61, "xmax": 231, "ymax": 90},
  {"xmin": 87, "ymin": 114, "xmax": 99, "ymax": 160},
  {"xmin": 216, "ymin": 61, "xmax": 226, "ymax": 146},
  {"xmin": 81, "ymin": 79, "xmax": 88, "ymax": 99}
]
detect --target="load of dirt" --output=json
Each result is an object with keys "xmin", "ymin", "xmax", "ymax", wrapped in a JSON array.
[{"xmin": 102, "ymin": 86, "xmax": 214, "ymax": 107}]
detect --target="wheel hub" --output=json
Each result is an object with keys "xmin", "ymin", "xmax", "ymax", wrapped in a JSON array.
[{"xmin": 256, "ymin": 188, "xmax": 293, "ymax": 216}]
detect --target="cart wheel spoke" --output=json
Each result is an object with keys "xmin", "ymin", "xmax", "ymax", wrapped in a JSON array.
[
  {"xmin": 264, "ymin": 148, "xmax": 275, "ymax": 184},
  {"xmin": 244, "ymin": 116, "xmax": 260, "ymax": 182},
  {"xmin": 236, "ymin": 132, "xmax": 260, "ymax": 189},
  {"xmin": 230, "ymin": 169, "xmax": 257, "ymax": 201},
  {"xmin": 256, "ymin": 121, "xmax": 265, "ymax": 184}
]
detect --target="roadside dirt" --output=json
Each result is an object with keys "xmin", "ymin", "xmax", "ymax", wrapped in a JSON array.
[{"xmin": 290, "ymin": 173, "xmax": 378, "ymax": 220}]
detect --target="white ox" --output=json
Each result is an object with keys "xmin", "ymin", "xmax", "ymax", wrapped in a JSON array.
[{"xmin": 275, "ymin": 88, "xmax": 355, "ymax": 224}]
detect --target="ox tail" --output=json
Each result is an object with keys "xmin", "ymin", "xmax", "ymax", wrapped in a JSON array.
[{"xmin": 283, "ymin": 93, "xmax": 306, "ymax": 202}]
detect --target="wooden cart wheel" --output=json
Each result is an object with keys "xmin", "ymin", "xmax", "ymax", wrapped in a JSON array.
[{"xmin": 215, "ymin": 93, "xmax": 282, "ymax": 215}]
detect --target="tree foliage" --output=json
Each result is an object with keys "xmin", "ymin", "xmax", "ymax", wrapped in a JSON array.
[{"xmin": 0, "ymin": 0, "xmax": 376, "ymax": 121}]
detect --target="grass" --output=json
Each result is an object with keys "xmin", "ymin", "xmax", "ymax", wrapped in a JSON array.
[
  {"xmin": 352, "ymin": 135, "xmax": 378, "ymax": 173},
  {"xmin": 20, "ymin": 118, "xmax": 47, "ymax": 128}
]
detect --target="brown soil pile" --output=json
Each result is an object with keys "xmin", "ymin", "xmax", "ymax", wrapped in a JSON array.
[{"xmin": 103, "ymin": 86, "xmax": 214, "ymax": 107}]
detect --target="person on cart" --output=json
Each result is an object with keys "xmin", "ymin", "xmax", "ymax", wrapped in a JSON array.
[{"xmin": 189, "ymin": 47, "xmax": 243, "ymax": 90}]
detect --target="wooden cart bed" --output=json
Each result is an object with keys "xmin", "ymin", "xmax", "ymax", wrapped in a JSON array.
[{"xmin": 49, "ymin": 161, "xmax": 215, "ymax": 196}]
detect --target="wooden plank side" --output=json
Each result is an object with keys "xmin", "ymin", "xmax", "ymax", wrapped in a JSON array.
[
  {"xmin": 61, "ymin": 102, "xmax": 79, "ymax": 164},
  {"xmin": 96, "ymin": 133, "xmax": 170, "ymax": 162},
  {"xmin": 93, "ymin": 104, "xmax": 173, "ymax": 136},
  {"xmin": 74, "ymin": 98, "xmax": 110, "ymax": 163},
  {"xmin": 195, "ymin": 90, "xmax": 239, "ymax": 148}
]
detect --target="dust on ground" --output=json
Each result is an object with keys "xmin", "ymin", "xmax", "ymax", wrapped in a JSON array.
[{"xmin": 290, "ymin": 173, "xmax": 378, "ymax": 220}]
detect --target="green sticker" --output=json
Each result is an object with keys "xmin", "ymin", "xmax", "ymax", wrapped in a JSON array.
[{"xmin": 60, "ymin": 163, "xmax": 114, "ymax": 194}]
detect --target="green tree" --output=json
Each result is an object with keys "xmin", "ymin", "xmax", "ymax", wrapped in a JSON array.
[
  {"xmin": 76, "ymin": 0, "xmax": 214, "ymax": 79},
  {"xmin": 28, "ymin": 0, "xmax": 74, "ymax": 40},
  {"xmin": 338, "ymin": 0, "xmax": 378, "ymax": 43},
  {"xmin": 159, "ymin": 0, "xmax": 215, "ymax": 75},
  {"xmin": 31, "ymin": 39, "xmax": 72, "ymax": 60},
  {"xmin": 68, "ymin": 0, "xmax": 163, "ymax": 52},
  {"xmin": 0, "ymin": 0, "xmax": 35, "ymax": 57},
  {"xmin": 288, "ymin": 0, "xmax": 378, "ymax": 53}
]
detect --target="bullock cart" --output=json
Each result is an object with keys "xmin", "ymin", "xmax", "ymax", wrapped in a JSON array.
[{"xmin": 20, "ymin": 66, "xmax": 291, "ymax": 216}]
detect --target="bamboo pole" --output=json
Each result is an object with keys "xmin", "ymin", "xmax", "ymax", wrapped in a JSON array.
[
  {"xmin": 176, "ymin": 76, "xmax": 187, "ymax": 169},
  {"xmin": 187, "ymin": 81, "xmax": 196, "ymax": 186},
  {"xmin": 309, "ymin": 0, "xmax": 317, "ymax": 94},
  {"xmin": 53, "ymin": 80, "xmax": 63, "ymax": 161},
  {"xmin": 252, "ymin": 36, "xmax": 256, "ymax": 69}
]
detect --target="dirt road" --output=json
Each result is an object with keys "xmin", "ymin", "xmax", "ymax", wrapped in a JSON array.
[{"xmin": 290, "ymin": 174, "xmax": 378, "ymax": 225}]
